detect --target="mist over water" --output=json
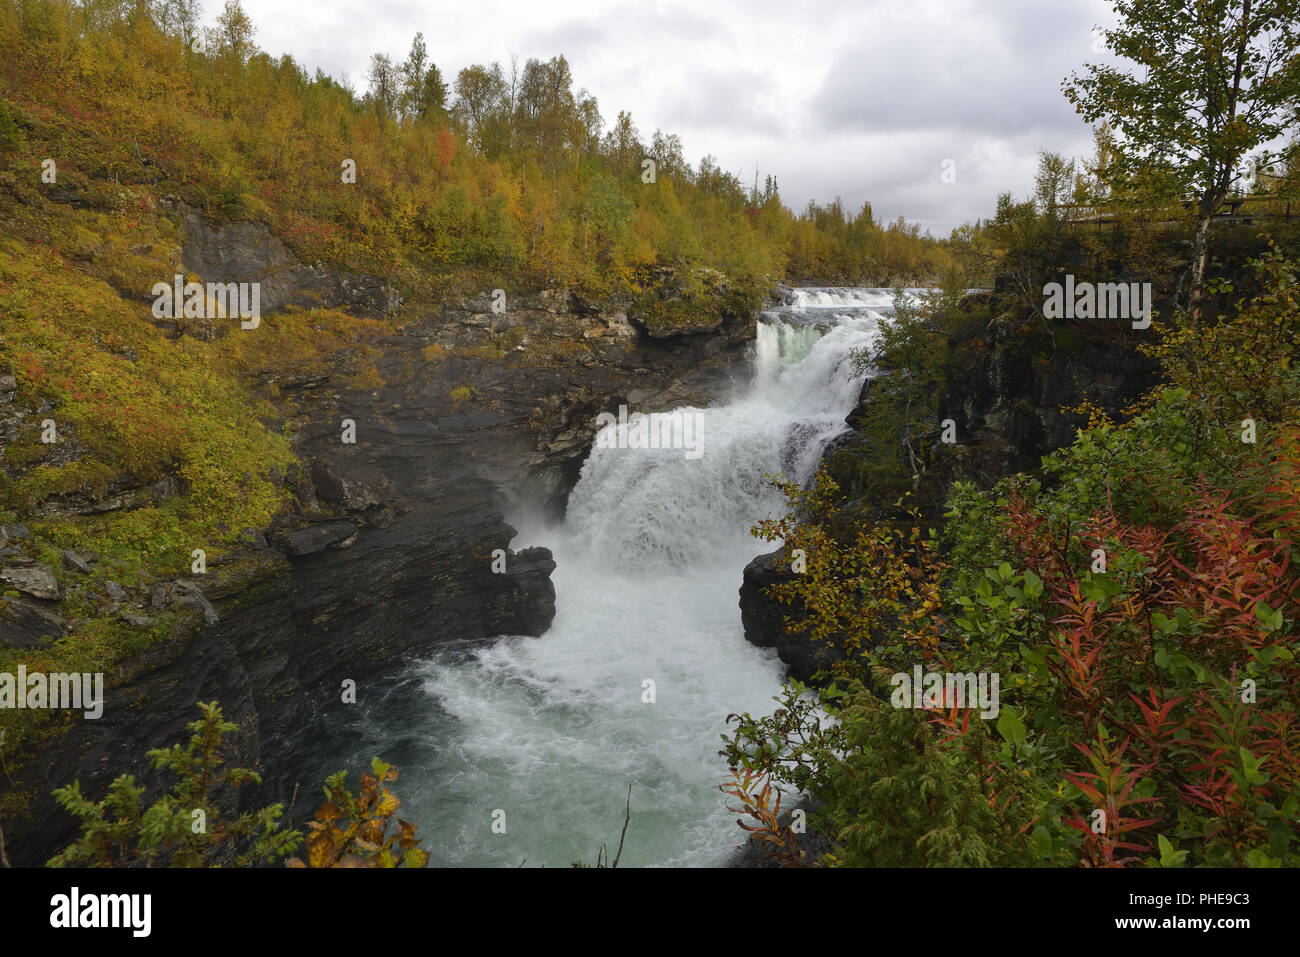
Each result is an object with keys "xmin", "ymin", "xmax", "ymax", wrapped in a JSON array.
[{"xmin": 327, "ymin": 288, "xmax": 900, "ymax": 867}]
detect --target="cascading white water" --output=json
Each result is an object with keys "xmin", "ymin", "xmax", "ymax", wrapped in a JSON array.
[
  {"xmin": 784, "ymin": 287, "xmax": 923, "ymax": 310},
  {"xmin": 335, "ymin": 289, "xmax": 900, "ymax": 867},
  {"xmin": 562, "ymin": 315, "xmax": 878, "ymax": 574}
]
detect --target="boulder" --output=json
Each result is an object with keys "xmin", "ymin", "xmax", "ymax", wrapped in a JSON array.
[
  {"xmin": 1, "ymin": 564, "xmax": 59, "ymax": 600},
  {"xmin": 739, "ymin": 549, "xmax": 845, "ymax": 684},
  {"xmin": 280, "ymin": 521, "xmax": 359, "ymax": 556},
  {"xmin": 150, "ymin": 580, "xmax": 219, "ymax": 625},
  {"xmin": 0, "ymin": 596, "xmax": 65, "ymax": 648},
  {"xmin": 0, "ymin": 523, "xmax": 32, "ymax": 544},
  {"xmin": 311, "ymin": 462, "xmax": 383, "ymax": 511},
  {"xmin": 62, "ymin": 549, "xmax": 96, "ymax": 574}
]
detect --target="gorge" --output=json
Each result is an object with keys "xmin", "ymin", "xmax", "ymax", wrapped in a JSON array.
[
  {"xmin": 0, "ymin": 194, "xmax": 895, "ymax": 865},
  {"xmin": 269, "ymin": 287, "xmax": 894, "ymax": 867}
]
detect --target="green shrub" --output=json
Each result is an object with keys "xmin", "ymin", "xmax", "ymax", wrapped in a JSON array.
[{"xmin": 48, "ymin": 702, "xmax": 300, "ymax": 867}]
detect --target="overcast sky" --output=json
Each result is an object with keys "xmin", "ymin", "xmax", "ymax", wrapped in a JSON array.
[{"xmin": 222, "ymin": 0, "xmax": 1124, "ymax": 236}]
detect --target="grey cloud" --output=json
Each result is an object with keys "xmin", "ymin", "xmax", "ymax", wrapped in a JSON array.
[
  {"xmin": 810, "ymin": 0, "xmax": 1102, "ymax": 138},
  {"xmin": 522, "ymin": 5, "xmax": 723, "ymax": 58},
  {"xmin": 521, "ymin": 19, "xmax": 609, "ymax": 58},
  {"xmin": 658, "ymin": 65, "xmax": 784, "ymax": 135}
]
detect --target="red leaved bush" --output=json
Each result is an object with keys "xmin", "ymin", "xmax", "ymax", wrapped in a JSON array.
[
  {"xmin": 997, "ymin": 425, "xmax": 1300, "ymax": 865},
  {"xmin": 1062, "ymin": 735, "xmax": 1161, "ymax": 867}
]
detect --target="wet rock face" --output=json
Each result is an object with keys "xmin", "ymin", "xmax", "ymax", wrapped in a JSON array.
[
  {"xmin": 374, "ymin": 278, "xmax": 758, "ymax": 527},
  {"xmin": 277, "ymin": 520, "xmax": 360, "ymax": 556}
]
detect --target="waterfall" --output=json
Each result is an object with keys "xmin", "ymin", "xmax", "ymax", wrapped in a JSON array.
[{"xmin": 335, "ymin": 289, "xmax": 896, "ymax": 867}]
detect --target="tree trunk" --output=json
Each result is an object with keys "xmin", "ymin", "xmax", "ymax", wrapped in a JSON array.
[
  {"xmin": 1188, "ymin": 0, "xmax": 1251, "ymax": 326},
  {"xmin": 1188, "ymin": 204, "xmax": 1214, "ymax": 325},
  {"xmin": 1189, "ymin": 175, "xmax": 1233, "ymax": 325}
]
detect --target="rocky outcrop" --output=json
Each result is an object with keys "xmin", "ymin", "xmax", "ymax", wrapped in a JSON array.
[
  {"xmin": 739, "ymin": 549, "xmax": 845, "ymax": 683},
  {"xmin": 167, "ymin": 200, "xmax": 399, "ymax": 322},
  {"xmin": 827, "ymin": 293, "xmax": 1162, "ymax": 511},
  {"xmin": 930, "ymin": 304, "xmax": 1160, "ymax": 489},
  {"xmin": 388, "ymin": 276, "xmax": 759, "ymax": 523},
  {"xmin": 9, "ymin": 557, "xmax": 303, "ymax": 864},
  {"xmin": 0, "ymin": 597, "xmax": 65, "ymax": 647},
  {"xmin": 627, "ymin": 266, "xmax": 754, "ymax": 338},
  {"xmin": 151, "ymin": 580, "xmax": 220, "ymax": 626}
]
